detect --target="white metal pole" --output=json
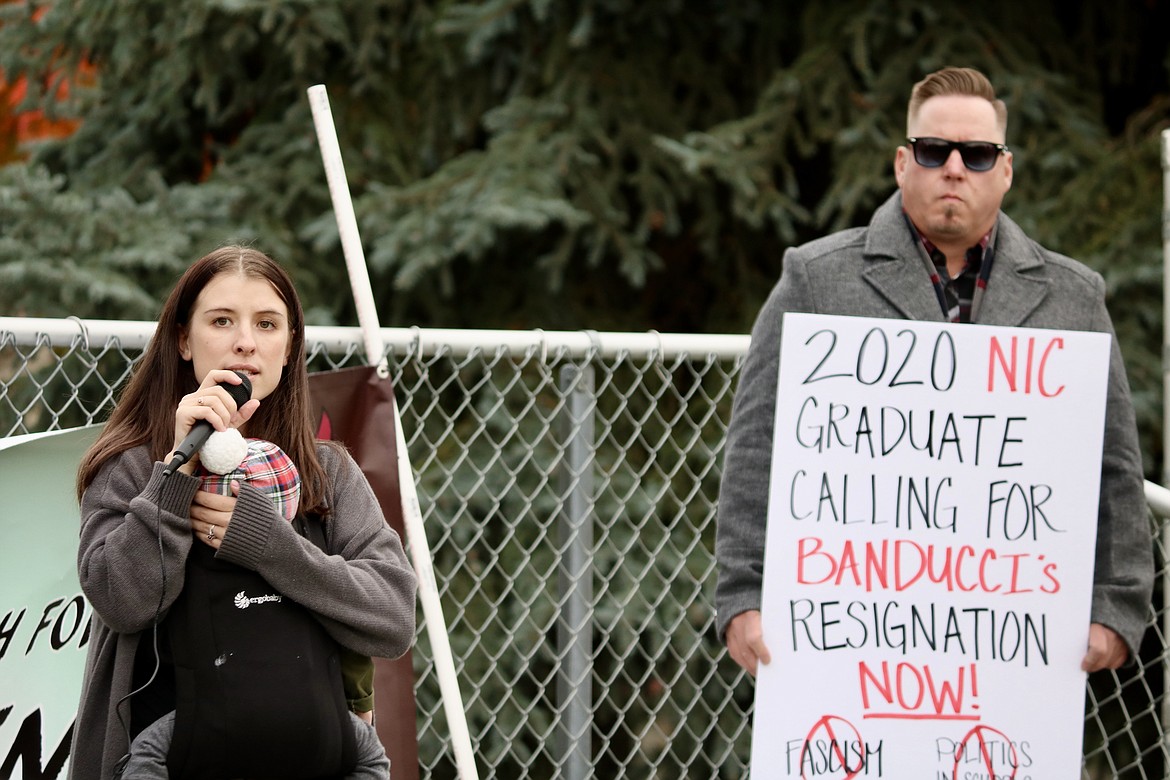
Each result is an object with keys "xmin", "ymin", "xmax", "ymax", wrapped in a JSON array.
[
  {"xmin": 308, "ymin": 83, "xmax": 480, "ymax": 780},
  {"xmin": 1161, "ymin": 128, "xmax": 1170, "ymax": 741}
]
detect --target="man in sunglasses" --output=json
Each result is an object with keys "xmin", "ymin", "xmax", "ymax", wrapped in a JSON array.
[{"xmin": 716, "ymin": 67, "xmax": 1152, "ymax": 679}]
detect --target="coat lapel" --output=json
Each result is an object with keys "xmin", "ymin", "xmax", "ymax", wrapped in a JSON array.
[
  {"xmin": 971, "ymin": 213, "xmax": 1049, "ymax": 327},
  {"xmin": 861, "ymin": 256, "xmax": 947, "ymax": 321},
  {"xmin": 861, "ymin": 193, "xmax": 947, "ymax": 321}
]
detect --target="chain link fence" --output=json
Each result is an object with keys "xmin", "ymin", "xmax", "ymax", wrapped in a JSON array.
[{"xmin": 2, "ymin": 316, "xmax": 1168, "ymax": 778}]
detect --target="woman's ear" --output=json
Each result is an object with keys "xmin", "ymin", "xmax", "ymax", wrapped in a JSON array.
[{"xmin": 178, "ymin": 327, "xmax": 191, "ymax": 360}]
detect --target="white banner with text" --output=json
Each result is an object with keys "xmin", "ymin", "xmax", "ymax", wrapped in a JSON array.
[{"xmin": 0, "ymin": 425, "xmax": 100, "ymax": 778}]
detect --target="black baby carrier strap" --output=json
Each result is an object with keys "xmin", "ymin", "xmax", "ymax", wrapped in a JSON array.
[{"xmin": 165, "ymin": 516, "xmax": 357, "ymax": 779}]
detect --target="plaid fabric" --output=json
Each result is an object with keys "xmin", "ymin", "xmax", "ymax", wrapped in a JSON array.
[
  {"xmin": 922, "ymin": 233, "xmax": 992, "ymax": 323},
  {"xmin": 903, "ymin": 211, "xmax": 995, "ymax": 323},
  {"xmin": 199, "ymin": 438, "xmax": 301, "ymax": 522}
]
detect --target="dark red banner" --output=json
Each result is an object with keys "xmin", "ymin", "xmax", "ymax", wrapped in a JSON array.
[{"xmin": 310, "ymin": 366, "xmax": 419, "ymax": 780}]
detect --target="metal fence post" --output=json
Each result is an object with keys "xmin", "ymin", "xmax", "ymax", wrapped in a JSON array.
[
  {"xmin": 1161, "ymin": 127, "xmax": 1170, "ymax": 750},
  {"xmin": 557, "ymin": 363, "xmax": 595, "ymax": 780}
]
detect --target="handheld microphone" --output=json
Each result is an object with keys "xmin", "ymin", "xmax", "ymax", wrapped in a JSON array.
[{"xmin": 162, "ymin": 371, "xmax": 253, "ymax": 477}]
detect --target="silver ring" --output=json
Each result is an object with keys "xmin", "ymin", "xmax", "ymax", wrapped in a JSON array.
[{"xmin": 207, "ymin": 527, "xmax": 216, "ymax": 541}]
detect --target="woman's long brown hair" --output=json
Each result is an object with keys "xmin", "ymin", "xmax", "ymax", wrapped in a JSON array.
[{"xmin": 76, "ymin": 246, "xmax": 334, "ymax": 514}]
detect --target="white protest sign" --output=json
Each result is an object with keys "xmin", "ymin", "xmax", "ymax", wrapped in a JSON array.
[
  {"xmin": 0, "ymin": 425, "xmax": 101, "ymax": 776},
  {"xmin": 750, "ymin": 313, "xmax": 1110, "ymax": 779}
]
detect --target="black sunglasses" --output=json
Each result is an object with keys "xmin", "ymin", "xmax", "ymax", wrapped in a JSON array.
[{"xmin": 907, "ymin": 137, "xmax": 1009, "ymax": 172}]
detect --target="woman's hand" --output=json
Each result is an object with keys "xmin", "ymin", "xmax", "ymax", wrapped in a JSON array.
[
  {"xmin": 167, "ymin": 369, "xmax": 260, "ymax": 474},
  {"xmin": 191, "ymin": 481, "xmax": 240, "ymax": 549}
]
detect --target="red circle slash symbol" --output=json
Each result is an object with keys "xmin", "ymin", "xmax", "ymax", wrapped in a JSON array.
[
  {"xmin": 952, "ymin": 724, "xmax": 1019, "ymax": 780},
  {"xmin": 800, "ymin": 714, "xmax": 865, "ymax": 780}
]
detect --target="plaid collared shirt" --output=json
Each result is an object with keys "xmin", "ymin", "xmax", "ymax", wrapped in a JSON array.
[
  {"xmin": 904, "ymin": 213, "xmax": 995, "ymax": 323},
  {"xmin": 921, "ymin": 232, "xmax": 992, "ymax": 323}
]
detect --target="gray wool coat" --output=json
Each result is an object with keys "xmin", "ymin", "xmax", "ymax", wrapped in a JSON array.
[{"xmin": 715, "ymin": 191, "xmax": 1154, "ymax": 658}]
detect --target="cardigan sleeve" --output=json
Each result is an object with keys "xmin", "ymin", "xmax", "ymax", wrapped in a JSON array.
[{"xmin": 77, "ymin": 448, "xmax": 201, "ymax": 633}]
